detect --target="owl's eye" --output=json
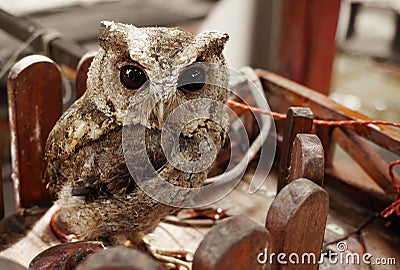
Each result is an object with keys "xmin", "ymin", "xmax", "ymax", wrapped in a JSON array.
[
  {"xmin": 120, "ymin": 65, "xmax": 147, "ymax": 90},
  {"xmin": 178, "ymin": 65, "xmax": 206, "ymax": 93}
]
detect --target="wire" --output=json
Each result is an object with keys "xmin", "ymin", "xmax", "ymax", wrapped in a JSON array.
[{"xmin": 0, "ymin": 30, "xmax": 45, "ymax": 80}]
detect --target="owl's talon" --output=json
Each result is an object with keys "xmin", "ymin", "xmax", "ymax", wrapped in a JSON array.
[
  {"xmin": 155, "ymin": 250, "xmax": 194, "ymax": 262},
  {"xmin": 142, "ymin": 236, "xmax": 192, "ymax": 269},
  {"xmin": 150, "ymin": 252, "xmax": 191, "ymax": 270}
]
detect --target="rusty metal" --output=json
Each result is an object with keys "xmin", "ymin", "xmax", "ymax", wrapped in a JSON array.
[
  {"xmin": 0, "ymin": 9, "xmax": 85, "ymax": 69},
  {"xmin": 7, "ymin": 55, "xmax": 62, "ymax": 209},
  {"xmin": 288, "ymin": 134, "xmax": 324, "ymax": 186},
  {"xmin": 28, "ymin": 241, "xmax": 107, "ymax": 270},
  {"xmin": 192, "ymin": 215, "xmax": 270, "ymax": 270},
  {"xmin": 278, "ymin": 107, "xmax": 314, "ymax": 192}
]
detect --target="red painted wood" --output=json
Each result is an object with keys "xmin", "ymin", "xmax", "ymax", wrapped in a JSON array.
[
  {"xmin": 0, "ymin": 154, "xmax": 3, "ymax": 219},
  {"xmin": 7, "ymin": 55, "xmax": 62, "ymax": 209},
  {"xmin": 75, "ymin": 52, "xmax": 96, "ymax": 99},
  {"xmin": 276, "ymin": 0, "xmax": 341, "ymax": 95}
]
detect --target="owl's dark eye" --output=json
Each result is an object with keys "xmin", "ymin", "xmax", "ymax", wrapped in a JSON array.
[
  {"xmin": 120, "ymin": 65, "xmax": 147, "ymax": 90},
  {"xmin": 178, "ymin": 65, "xmax": 206, "ymax": 93}
]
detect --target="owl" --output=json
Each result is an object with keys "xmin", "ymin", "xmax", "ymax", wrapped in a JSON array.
[{"xmin": 45, "ymin": 21, "xmax": 229, "ymax": 242}]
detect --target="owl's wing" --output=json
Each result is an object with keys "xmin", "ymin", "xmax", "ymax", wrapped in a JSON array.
[
  {"xmin": 45, "ymin": 97, "xmax": 120, "ymax": 195},
  {"xmin": 45, "ymin": 98, "xmax": 167, "ymax": 198},
  {"xmin": 45, "ymin": 98, "xmax": 119, "ymax": 163}
]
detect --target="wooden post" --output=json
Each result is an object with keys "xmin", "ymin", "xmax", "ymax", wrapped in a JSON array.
[
  {"xmin": 0, "ymin": 153, "xmax": 3, "ymax": 219},
  {"xmin": 0, "ymin": 9, "xmax": 85, "ymax": 69},
  {"xmin": 193, "ymin": 215, "xmax": 270, "ymax": 270},
  {"xmin": 75, "ymin": 52, "xmax": 96, "ymax": 99},
  {"xmin": 7, "ymin": 55, "xmax": 62, "ymax": 209},
  {"xmin": 278, "ymin": 107, "xmax": 313, "ymax": 193},
  {"xmin": 274, "ymin": 0, "xmax": 341, "ymax": 95},
  {"xmin": 288, "ymin": 134, "xmax": 324, "ymax": 186},
  {"xmin": 266, "ymin": 178, "xmax": 329, "ymax": 270}
]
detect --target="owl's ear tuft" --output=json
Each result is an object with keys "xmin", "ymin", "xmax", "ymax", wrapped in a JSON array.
[
  {"xmin": 99, "ymin": 21, "xmax": 131, "ymax": 52},
  {"xmin": 196, "ymin": 31, "xmax": 229, "ymax": 53}
]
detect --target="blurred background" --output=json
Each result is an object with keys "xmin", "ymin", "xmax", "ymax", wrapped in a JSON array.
[{"xmin": 1, "ymin": 0, "xmax": 400, "ymax": 216}]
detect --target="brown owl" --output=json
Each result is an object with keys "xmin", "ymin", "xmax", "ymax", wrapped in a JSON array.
[{"xmin": 45, "ymin": 21, "xmax": 229, "ymax": 242}]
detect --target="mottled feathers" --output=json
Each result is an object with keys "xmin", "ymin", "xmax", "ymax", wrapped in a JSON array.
[{"xmin": 45, "ymin": 21, "xmax": 229, "ymax": 240}]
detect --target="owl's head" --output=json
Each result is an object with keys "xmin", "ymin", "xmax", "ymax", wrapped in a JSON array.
[{"xmin": 86, "ymin": 21, "xmax": 229, "ymax": 128}]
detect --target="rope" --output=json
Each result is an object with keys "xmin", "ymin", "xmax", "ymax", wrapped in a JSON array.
[{"xmin": 227, "ymin": 99, "xmax": 400, "ymax": 218}]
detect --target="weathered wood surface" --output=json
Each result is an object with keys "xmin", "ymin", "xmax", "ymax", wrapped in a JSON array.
[
  {"xmin": 76, "ymin": 246, "xmax": 166, "ymax": 270},
  {"xmin": 360, "ymin": 219, "xmax": 400, "ymax": 270},
  {"xmin": 0, "ymin": 258, "xmax": 25, "ymax": 270},
  {"xmin": 324, "ymin": 165, "xmax": 392, "ymax": 212},
  {"xmin": 266, "ymin": 178, "xmax": 329, "ymax": 270},
  {"xmin": 288, "ymin": 134, "xmax": 324, "ymax": 186},
  {"xmin": 7, "ymin": 55, "xmax": 62, "ymax": 210},
  {"xmin": 278, "ymin": 107, "xmax": 314, "ymax": 192},
  {"xmin": 258, "ymin": 69, "xmax": 400, "ymax": 156},
  {"xmin": 258, "ymin": 68, "xmax": 400, "ymax": 215},
  {"xmin": 193, "ymin": 215, "xmax": 270, "ymax": 270},
  {"xmin": 332, "ymin": 127, "xmax": 396, "ymax": 194}
]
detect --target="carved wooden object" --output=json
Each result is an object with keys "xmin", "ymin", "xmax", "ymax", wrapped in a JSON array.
[
  {"xmin": 266, "ymin": 178, "xmax": 329, "ymax": 270},
  {"xmin": 7, "ymin": 55, "xmax": 62, "ymax": 209},
  {"xmin": 193, "ymin": 215, "xmax": 270, "ymax": 270},
  {"xmin": 288, "ymin": 134, "xmax": 324, "ymax": 186},
  {"xmin": 278, "ymin": 107, "xmax": 313, "ymax": 192}
]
